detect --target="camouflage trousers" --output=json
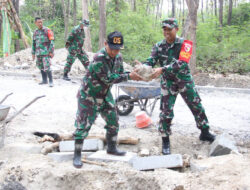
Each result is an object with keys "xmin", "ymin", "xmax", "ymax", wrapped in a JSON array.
[
  {"xmin": 36, "ymin": 55, "xmax": 51, "ymax": 72},
  {"xmin": 159, "ymin": 80, "xmax": 209, "ymax": 136},
  {"xmin": 74, "ymin": 90, "xmax": 119, "ymax": 140},
  {"xmin": 64, "ymin": 50, "xmax": 89, "ymax": 74}
]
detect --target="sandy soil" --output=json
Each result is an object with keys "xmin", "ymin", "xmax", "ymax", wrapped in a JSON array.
[{"xmin": 0, "ymin": 49, "xmax": 250, "ymax": 190}]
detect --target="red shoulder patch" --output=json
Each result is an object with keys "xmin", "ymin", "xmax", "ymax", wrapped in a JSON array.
[
  {"xmin": 179, "ymin": 40, "xmax": 193, "ymax": 63},
  {"xmin": 47, "ymin": 29, "xmax": 54, "ymax": 40}
]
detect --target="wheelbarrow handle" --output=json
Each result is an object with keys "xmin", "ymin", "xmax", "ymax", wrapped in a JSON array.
[
  {"xmin": 4, "ymin": 95, "xmax": 46, "ymax": 124},
  {"xmin": 0, "ymin": 93, "xmax": 13, "ymax": 104}
]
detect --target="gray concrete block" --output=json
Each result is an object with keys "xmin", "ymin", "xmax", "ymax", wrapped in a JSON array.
[
  {"xmin": 48, "ymin": 152, "xmax": 93, "ymax": 162},
  {"xmin": 209, "ymin": 134, "xmax": 238, "ymax": 156},
  {"xmin": 59, "ymin": 139, "xmax": 104, "ymax": 152},
  {"xmin": 132, "ymin": 154, "xmax": 183, "ymax": 171},
  {"xmin": 6, "ymin": 143, "xmax": 42, "ymax": 154},
  {"xmin": 88, "ymin": 150, "xmax": 137, "ymax": 163},
  {"xmin": 190, "ymin": 161, "xmax": 207, "ymax": 172}
]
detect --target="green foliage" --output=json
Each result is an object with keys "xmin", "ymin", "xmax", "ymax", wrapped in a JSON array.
[
  {"xmin": 2, "ymin": 0, "xmax": 249, "ymax": 74},
  {"xmin": 89, "ymin": 0, "xmax": 162, "ymax": 63},
  {"xmin": 197, "ymin": 15, "xmax": 250, "ymax": 74},
  {"xmin": 225, "ymin": 3, "xmax": 250, "ymax": 25}
]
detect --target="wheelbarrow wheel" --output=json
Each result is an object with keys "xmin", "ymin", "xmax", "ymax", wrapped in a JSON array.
[{"xmin": 116, "ymin": 95, "xmax": 134, "ymax": 116}]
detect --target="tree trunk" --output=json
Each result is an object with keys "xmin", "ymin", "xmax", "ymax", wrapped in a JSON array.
[
  {"xmin": 201, "ymin": 0, "xmax": 204, "ymax": 22},
  {"xmin": 13, "ymin": 0, "xmax": 20, "ymax": 52},
  {"xmin": 219, "ymin": 0, "xmax": 223, "ymax": 27},
  {"xmin": 227, "ymin": 0, "xmax": 232, "ymax": 25},
  {"xmin": 171, "ymin": 0, "xmax": 175, "ymax": 17},
  {"xmin": 98, "ymin": 0, "xmax": 106, "ymax": 49},
  {"xmin": 82, "ymin": 0, "xmax": 92, "ymax": 51},
  {"xmin": 7, "ymin": 0, "xmax": 29, "ymax": 48},
  {"xmin": 61, "ymin": 0, "xmax": 69, "ymax": 41},
  {"xmin": 132, "ymin": 0, "xmax": 136, "ymax": 11},
  {"xmin": 214, "ymin": 0, "xmax": 217, "ymax": 16},
  {"xmin": 73, "ymin": 0, "xmax": 77, "ymax": 25},
  {"xmin": 182, "ymin": 0, "xmax": 199, "ymax": 74},
  {"xmin": 182, "ymin": 0, "xmax": 185, "ymax": 27},
  {"xmin": 115, "ymin": 0, "xmax": 119, "ymax": 12},
  {"xmin": 50, "ymin": 0, "xmax": 56, "ymax": 19}
]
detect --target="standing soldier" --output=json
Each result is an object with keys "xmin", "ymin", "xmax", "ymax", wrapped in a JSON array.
[
  {"xmin": 137, "ymin": 18, "xmax": 215, "ymax": 155},
  {"xmin": 63, "ymin": 19, "xmax": 90, "ymax": 81},
  {"xmin": 32, "ymin": 17, "xmax": 54, "ymax": 87},
  {"xmin": 73, "ymin": 31, "xmax": 143, "ymax": 168}
]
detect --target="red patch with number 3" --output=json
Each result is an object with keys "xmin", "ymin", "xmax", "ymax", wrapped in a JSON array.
[
  {"xmin": 48, "ymin": 29, "xmax": 54, "ymax": 40},
  {"xmin": 179, "ymin": 40, "xmax": 193, "ymax": 63}
]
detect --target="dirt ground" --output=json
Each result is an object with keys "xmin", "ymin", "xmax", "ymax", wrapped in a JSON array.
[{"xmin": 0, "ymin": 49, "xmax": 250, "ymax": 190}]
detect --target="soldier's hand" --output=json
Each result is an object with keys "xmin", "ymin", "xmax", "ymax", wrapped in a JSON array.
[
  {"xmin": 32, "ymin": 54, "xmax": 35, "ymax": 61},
  {"xmin": 151, "ymin": 67, "xmax": 163, "ymax": 79},
  {"xmin": 49, "ymin": 53, "xmax": 54, "ymax": 58},
  {"xmin": 134, "ymin": 60, "xmax": 142, "ymax": 66},
  {"xmin": 129, "ymin": 71, "xmax": 144, "ymax": 81}
]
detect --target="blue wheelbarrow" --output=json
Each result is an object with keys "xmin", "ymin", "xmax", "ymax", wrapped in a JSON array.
[{"xmin": 115, "ymin": 81, "xmax": 161, "ymax": 116}]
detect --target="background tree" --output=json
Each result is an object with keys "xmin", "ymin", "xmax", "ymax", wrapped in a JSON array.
[
  {"xmin": 228, "ymin": 0, "xmax": 233, "ymax": 25},
  {"xmin": 99, "ymin": 0, "xmax": 106, "ymax": 49},
  {"xmin": 13, "ymin": 0, "xmax": 20, "ymax": 52},
  {"xmin": 73, "ymin": 0, "xmax": 77, "ymax": 25},
  {"xmin": 182, "ymin": 0, "xmax": 199, "ymax": 73},
  {"xmin": 82, "ymin": 0, "xmax": 92, "ymax": 51},
  {"xmin": 219, "ymin": 0, "xmax": 223, "ymax": 26}
]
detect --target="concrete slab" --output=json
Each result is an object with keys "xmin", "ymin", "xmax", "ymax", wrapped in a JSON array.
[
  {"xmin": 6, "ymin": 143, "xmax": 42, "ymax": 154},
  {"xmin": 209, "ymin": 134, "xmax": 238, "ymax": 156},
  {"xmin": 132, "ymin": 154, "xmax": 183, "ymax": 171},
  {"xmin": 59, "ymin": 139, "xmax": 104, "ymax": 152},
  {"xmin": 88, "ymin": 150, "xmax": 137, "ymax": 163},
  {"xmin": 48, "ymin": 152, "xmax": 93, "ymax": 162}
]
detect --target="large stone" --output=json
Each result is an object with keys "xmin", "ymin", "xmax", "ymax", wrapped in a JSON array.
[
  {"xmin": 209, "ymin": 134, "xmax": 238, "ymax": 156},
  {"xmin": 132, "ymin": 154, "xmax": 183, "ymax": 171},
  {"xmin": 88, "ymin": 151, "xmax": 137, "ymax": 163},
  {"xmin": 59, "ymin": 139, "xmax": 104, "ymax": 152},
  {"xmin": 48, "ymin": 152, "xmax": 93, "ymax": 162}
]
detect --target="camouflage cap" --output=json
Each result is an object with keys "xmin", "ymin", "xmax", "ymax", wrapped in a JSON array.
[
  {"xmin": 161, "ymin": 18, "xmax": 178, "ymax": 29},
  {"xmin": 107, "ymin": 31, "xmax": 124, "ymax": 50},
  {"xmin": 80, "ymin": 19, "xmax": 90, "ymax": 26}
]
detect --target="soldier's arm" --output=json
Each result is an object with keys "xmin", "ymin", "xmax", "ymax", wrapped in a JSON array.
[
  {"xmin": 143, "ymin": 44, "xmax": 159, "ymax": 67},
  {"xmin": 162, "ymin": 59, "xmax": 187, "ymax": 74},
  {"xmin": 66, "ymin": 29, "xmax": 76, "ymax": 47},
  {"xmin": 48, "ymin": 29, "xmax": 55, "ymax": 54},
  {"xmin": 162, "ymin": 41, "xmax": 192, "ymax": 74},
  {"xmin": 93, "ymin": 61, "xmax": 129, "ymax": 85},
  {"xmin": 32, "ymin": 33, "xmax": 36, "ymax": 55}
]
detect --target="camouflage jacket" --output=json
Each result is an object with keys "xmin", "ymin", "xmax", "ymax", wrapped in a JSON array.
[
  {"xmin": 80, "ymin": 48, "xmax": 129, "ymax": 99},
  {"xmin": 32, "ymin": 26, "xmax": 54, "ymax": 56},
  {"xmin": 144, "ymin": 37, "xmax": 192, "ymax": 82},
  {"xmin": 66, "ymin": 25, "xmax": 85, "ymax": 53}
]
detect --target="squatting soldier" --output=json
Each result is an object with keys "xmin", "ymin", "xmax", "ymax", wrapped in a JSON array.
[
  {"xmin": 73, "ymin": 31, "xmax": 143, "ymax": 168},
  {"xmin": 63, "ymin": 19, "xmax": 90, "ymax": 81},
  {"xmin": 137, "ymin": 18, "xmax": 215, "ymax": 155},
  {"xmin": 32, "ymin": 17, "xmax": 55, "ymax": 87}
]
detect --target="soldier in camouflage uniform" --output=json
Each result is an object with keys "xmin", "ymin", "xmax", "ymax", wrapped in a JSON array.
[
  {"xmin": 73, "ymin": 31, "xmax": 143, "ymax": 168},
  {"xmin": 63, "ymin": 19, "xmax": 90, "ymax": 81},
  {"xmin": 32, "ymin": 17, "xmax": 55, "ymax": 87},
  {"xmin": 138, "ymin": 18, "xmax": 215, "ymax": 155}
]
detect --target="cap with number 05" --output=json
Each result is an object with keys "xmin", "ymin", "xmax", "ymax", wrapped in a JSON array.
[{"xmin": 107, "ymin": 31, "xmax": 124, "ymax": 50}]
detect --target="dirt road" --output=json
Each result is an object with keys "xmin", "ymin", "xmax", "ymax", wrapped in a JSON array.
[{"xmin": 0, "ymin": 74, "xmax": 250, "ymax": 190}]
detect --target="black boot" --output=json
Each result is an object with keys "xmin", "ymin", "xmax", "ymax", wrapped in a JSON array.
[
  {"xmin": 162, "ymin": 136, "xmax": 171, "ymax": 155},
  {"xmin": 63, "ymin": 73, "xmax": 71, "ymax": 81},
  {"xmin": 199, "ymin": 128, "xmax": 215, "ymax": 142},
  {"xmin": 47, "ymin": 71, "xmax": 54, "ymax": 87},
  {"xmin": 39, "ymin": 70, "xmax": 48, "ymax": 85},
  {"xmin": 73, "ymin": 139, "xmax": 83, "ymax": 168},
  {"xmin": 106, "ymin": 133, "xmax": 126, "ymax": 156}
]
